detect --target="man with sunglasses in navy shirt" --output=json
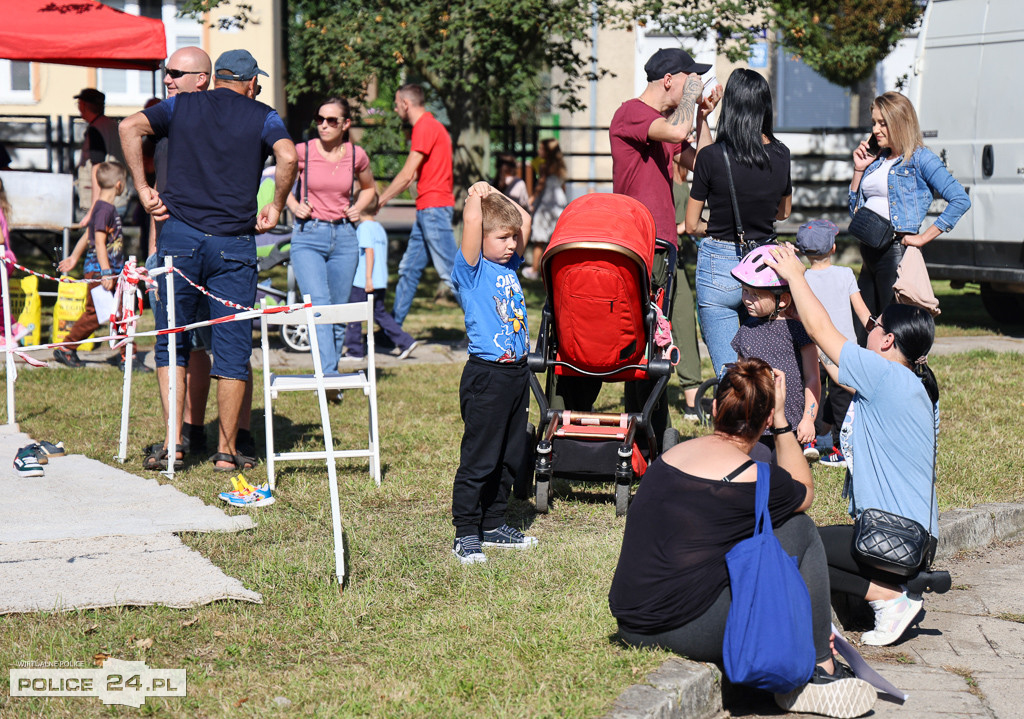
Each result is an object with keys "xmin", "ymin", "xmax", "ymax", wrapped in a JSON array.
[{"xmin": 120, "ymin": 49, "xmax": 297, "ymax": 476}]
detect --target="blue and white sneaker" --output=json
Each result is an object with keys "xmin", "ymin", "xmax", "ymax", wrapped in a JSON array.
[
  {"xmin": 820, "ymin": 446, "xmax": 847, "ymax": 467},
  {"xmin": 452, "ymin": 535, "xmax": 487, "ymax": 565},
  {"xmin": 13, "ymin": 446, "xmax": 44, "ymax": 477},
  {"xmin": 482, "ymin": 524, "xmax": 538, "ymax": 549}
]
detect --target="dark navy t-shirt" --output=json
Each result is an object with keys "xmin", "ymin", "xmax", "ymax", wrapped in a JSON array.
[{"xmin": 143, "ymin": 88, "xmax": 290, "ymax": 235}]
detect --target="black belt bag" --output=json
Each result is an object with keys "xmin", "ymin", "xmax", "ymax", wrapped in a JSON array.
[
  {"xmin": 848, "ymin": 207, "xmax": 895, "ymax": 250},
  {"xmin": 851, "ymin": 508, "xmax": 933, "ymax": 577}
]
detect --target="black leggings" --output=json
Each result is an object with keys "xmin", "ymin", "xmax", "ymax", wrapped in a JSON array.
[
  {"xmin": 858, "ymin": 240, "xmax": 904, "ymax": 316},
  {"xmin": 617, "ymin": 514, "xmax": 833, "ymax": 664},
  {"xmin": 818, "ymin": 524, "xmax": 908, "ymax": 598}
]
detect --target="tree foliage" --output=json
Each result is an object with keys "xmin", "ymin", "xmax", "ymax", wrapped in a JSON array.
[
  {"xmin": 771, "ymin": 0, "xmax": 925, "ymax": 87},
  {"xmin": 609, "ymin": 0, "xmax": 771, "ymax": 63}
]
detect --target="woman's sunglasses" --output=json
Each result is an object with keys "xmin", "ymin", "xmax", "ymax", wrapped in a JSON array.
[
  {"xmin": 315, "ymin": 115, "xmax": 344, "ymax": 127},
  {"xmin": 866, "ymin": 315, "xmax": 885, "ymax": 333}
]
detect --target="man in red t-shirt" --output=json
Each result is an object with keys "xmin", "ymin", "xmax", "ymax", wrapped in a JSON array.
[
  {"xmin": 610, "ymin": 47, "xmax": 721, "ymax": 430},
  {"xmin": 379, "ymin": 84, "xmax": 461, "ymax": 326}
]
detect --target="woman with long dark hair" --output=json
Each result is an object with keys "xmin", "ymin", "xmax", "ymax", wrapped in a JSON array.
[
  {"xmin": 685, "ymin": 69, "xmax": 792, "ymax": 376},
  {"xmin": 768, "ymin": 244, "xmax": 941, "ymax": 648},
  {"xmin": 850, "ymin": 91, "xmax": 969, "ymax": 314},
  {"xmin": 287, "ymin": 96, "xmax": 376, "ymax": 374},
  {"xmin": 610, "ymin": 357, "xmax": 875, "ymax": 718}
]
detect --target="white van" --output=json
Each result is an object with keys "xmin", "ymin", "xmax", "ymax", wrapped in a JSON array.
[{"xmin": 910, "ymin": 0, "xmax": 1024, "ymax": 322}]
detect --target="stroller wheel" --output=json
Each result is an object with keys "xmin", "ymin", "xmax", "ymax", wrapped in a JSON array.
[
  {"xmin": 614, "ymin": 482, "xmax": 630, "ymax": 517},
  {"xmin": 694, "ymin": 377, "xmax": 719, "ymax": 427},
  {"xmin": 280, "ymin": 322, "xmax": 310, "ymax": 352},
  {"xmin": 662, "ymin": 427, "xmax": 680, "ymax": 452},
  {"xmin": 535, "ymin": 479, "xmax": 550, "ymax": 513}
]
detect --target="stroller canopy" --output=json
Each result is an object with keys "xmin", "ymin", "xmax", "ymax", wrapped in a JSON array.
[{"xmin": 544, "ymin": 193, "xmax": 656, "ymax": 276}]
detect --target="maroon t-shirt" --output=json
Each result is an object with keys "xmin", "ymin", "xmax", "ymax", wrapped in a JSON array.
[{"xmin": 610, "ymin": 98, "xmax": 682, "ymax": 244}]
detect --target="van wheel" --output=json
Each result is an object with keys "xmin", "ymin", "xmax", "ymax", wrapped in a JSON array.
[{"xmin": 980, "ymin": 284, "xmax": 1024, "ymax": 325}]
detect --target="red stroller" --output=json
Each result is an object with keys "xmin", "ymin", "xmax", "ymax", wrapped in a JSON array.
[{"xmin": 525, "ymin": 193, "xmax": 678, "ymax": 516}]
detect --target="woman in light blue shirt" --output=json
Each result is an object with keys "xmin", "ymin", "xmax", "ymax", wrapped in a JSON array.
[
  {"xmin": 767, "ymin": 245, "xmax": 941, "ymax": 649},
  {"xmin": 849, "ymin": 91, "xmax": 970, "ymax": 314}
]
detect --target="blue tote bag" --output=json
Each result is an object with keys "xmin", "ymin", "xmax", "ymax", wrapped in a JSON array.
[{"xmin": 722, "ymin": 461, "xmax": 815, "ymax": 693}]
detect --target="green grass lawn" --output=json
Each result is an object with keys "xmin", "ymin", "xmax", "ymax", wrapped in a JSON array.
[{"xmin": 1, "ymin": 246, "xmax": 1023, "ymax": 717}]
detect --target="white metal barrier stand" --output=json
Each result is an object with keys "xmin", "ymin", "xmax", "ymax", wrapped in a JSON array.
[
  {"xmin": 0, "ymin": 259, "xmax": 15, "ymax": 426},
  {"xmin": 116, "ymin": 255, "xmax": 138, "ymax": 463},
  {"xmin": 163, "ymin": 255, "xmax": 178, "ymax": 478}
]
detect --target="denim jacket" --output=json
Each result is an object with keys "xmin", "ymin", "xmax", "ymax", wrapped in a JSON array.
[{"xmin": 848, "ymin": 146, "xmax": 970, "ymax": 234}]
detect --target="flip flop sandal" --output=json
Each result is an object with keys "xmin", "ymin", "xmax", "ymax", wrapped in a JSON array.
[
  {"xmin": 143, "ymin": 443, "xmax": 185, "ymax": 471},
  {"xmin": 210, "ymin": 452, "xmax": 258, "ymax": 472}
]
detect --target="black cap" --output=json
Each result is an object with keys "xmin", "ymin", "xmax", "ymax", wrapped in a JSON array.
[
  {"xmin": 214, "ymin": 49, "xmax": 269, "ymax": 81},
  {"xmin": 74, "ymin": 88, "xmax": 105, "ymax": 106},
  {"xmin": 644, "ymin": 48, "xmax": 712, "ymax": 81}
]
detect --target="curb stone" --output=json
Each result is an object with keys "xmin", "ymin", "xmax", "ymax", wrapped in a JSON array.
[
  {"xmin": 607, "ymin": 503, "xmax": 1024, "ymax": 719},
  {"xmin": 601, "ymin": 658, "xmax": 722, "ymax": 719}
]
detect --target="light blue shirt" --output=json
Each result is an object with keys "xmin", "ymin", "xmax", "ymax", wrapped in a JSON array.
[
  {"xmin": 838, "ymin": 341, "xmax": 939, "ymax": 536},
  {"xmin": 353, "ymin": 220, "xmax": 389, "ymax": 291},
  {"xmin": 451, "ymin": 252, "xmax": 529, "ymax": 362}
]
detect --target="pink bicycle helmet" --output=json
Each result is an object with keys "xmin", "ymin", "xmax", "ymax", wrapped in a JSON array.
[{"xmin": 731, "ymin": 246, "xmax": 788, "ymax": 293}]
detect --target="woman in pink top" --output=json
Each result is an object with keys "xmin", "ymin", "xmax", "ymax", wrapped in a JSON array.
[{"xmin": 286, "ymin": 97, "xmax": 376, "ymax": 374}]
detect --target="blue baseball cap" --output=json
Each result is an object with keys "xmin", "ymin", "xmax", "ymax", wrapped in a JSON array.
[
  {"xmin": 214, "ymin": 49, "xmax": 269, "ymax": 81},
  {"xmin": 796, "ymin": 219, "xmax": 839, "ymax": 255}
]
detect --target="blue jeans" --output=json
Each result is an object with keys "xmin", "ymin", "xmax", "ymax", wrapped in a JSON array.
[
  {"xmin": 695, "ymin": 238, "xmax": 744, "ymax": 377},
  {"xmin": 391, "ymin": 206, "xmax": 460, "ymax": 326},
  {"xmin": 153, "ymin": 218, "xmax": 257, "ymax": 380},
  {"xmin": 289, "ymin": 219, "xmax": 359, "ymax": 375}
]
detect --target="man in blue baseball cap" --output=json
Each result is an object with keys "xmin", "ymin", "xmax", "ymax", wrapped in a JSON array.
[{"xmin": 119, "ymin": 48, "xmax": 297, "ymax": 476}]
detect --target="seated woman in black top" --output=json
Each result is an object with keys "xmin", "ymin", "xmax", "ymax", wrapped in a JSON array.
[{"xmin": 609, "ymin": 358, "xmax": 875, "ymax": 718}]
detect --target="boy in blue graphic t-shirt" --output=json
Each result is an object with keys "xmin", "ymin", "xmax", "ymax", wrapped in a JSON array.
[{"xmin": 449, "ymin": 182, "xmax": 536, "ymax": 564}]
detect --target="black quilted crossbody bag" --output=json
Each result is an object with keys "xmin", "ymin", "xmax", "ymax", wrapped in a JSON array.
[{"xmin": 850, "ymin": 407, "xmax": 937, "ymax": 576}]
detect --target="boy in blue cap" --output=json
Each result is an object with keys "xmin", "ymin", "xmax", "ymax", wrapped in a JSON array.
[{"xmin": 796, "ymin": 220, "xmax": 870, "ymax": 466}]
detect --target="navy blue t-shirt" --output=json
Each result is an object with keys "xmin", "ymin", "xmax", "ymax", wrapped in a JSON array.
[{"xmin": 143, "ymin": 88, "xmax": 290, "ymax": 235}]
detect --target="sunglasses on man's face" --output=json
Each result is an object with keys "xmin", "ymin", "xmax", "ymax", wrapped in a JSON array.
[
  {"xmin": 163, "ymin": 68, "xmax": 204, "ymax": 79},
  {"xmin": 315, "ymin": 115, "xmax": 343, "ymax": 127}
]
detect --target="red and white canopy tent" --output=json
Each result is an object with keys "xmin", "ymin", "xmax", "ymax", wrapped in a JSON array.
[{"xmin": 0, "ymin": 0, "xmax": 166, "ymax": 70}]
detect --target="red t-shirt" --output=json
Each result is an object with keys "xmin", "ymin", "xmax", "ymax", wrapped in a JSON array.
[
  {"xmin": 609, "ymin": 98, "xmax": 682, "ymax": 244},
  {"xmin": 296, "ymin": 140, "xmax": 370, "ymax": 220},
  {"xmin": 411, "ymin": 112, "xmax": 454, "ymax": 210}
]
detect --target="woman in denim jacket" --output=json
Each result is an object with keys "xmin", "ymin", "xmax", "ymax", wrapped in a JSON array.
[{"xmin": 850, "ymin": 92, "xmax": 970, "ymax": 314}]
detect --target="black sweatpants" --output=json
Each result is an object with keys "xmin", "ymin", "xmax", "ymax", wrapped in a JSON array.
[
  {"xmin": 451, "ymin": 356, "xmax": 530, "ymax": 538},
  {"xmin": 617, "ymin": 513, "xmax": 834, "ymax": 664}
]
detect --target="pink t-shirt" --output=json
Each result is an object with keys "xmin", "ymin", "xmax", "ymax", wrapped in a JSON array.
[
  {"xmin": 610, "ymin": 98, "xmax": 682, "ymax": 244},
  {"xmin": 296, "ymin": 140, "xmax": 370, "ymax": 220}
]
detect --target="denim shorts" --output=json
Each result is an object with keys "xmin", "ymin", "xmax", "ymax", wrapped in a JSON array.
[{"xmin": 153, "ymin": 218, "xmax": 257, "ymax": 380}]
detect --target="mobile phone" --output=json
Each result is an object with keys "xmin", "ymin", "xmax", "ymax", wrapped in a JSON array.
[
  {"xmin": 866, "ymin": 133, "xmax": 880, "ymax": 157},
  {"xmin": 702, "ymin": 75, "xmax": 718, "ymax": 99}
]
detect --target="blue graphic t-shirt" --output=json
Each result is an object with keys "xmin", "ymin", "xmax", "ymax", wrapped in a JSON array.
[{"xmin": 452, "ymin": 252, "xmax": 529, "ymax": 362}]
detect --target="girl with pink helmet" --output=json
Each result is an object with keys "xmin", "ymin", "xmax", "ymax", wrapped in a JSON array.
[{"xmin": 729, "ymin": 246, "xmax": 821, "ymax": 450}]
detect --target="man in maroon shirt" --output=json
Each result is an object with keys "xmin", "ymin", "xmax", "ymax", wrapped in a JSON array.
[{"xmin": 610, "ymin": 48, "xmax": 721, "ymax": 428}]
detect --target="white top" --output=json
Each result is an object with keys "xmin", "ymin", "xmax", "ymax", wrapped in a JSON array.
[{"xmin": 861, "ymin": 156, "xmax": 900, "ymax": 218}]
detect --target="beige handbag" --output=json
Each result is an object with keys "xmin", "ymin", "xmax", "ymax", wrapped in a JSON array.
[{"xmin": 893, "ymin": 246, "xmax": 940, "ymax": 316}]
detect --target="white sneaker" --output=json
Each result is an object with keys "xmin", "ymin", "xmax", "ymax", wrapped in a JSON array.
[
  {"xmin": 522, "ymin": 267, "xmax": 538, "ymax": 280},
  {"xmin": 397, "ymin": 340, "xmax": 419, "ymax": 360},
  {"xmin": 861, "ymin": 592, "xmax": 923, "ymax": 646}
]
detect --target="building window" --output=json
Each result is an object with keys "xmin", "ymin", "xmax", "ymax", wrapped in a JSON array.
[{"xmin": 0, "ymin": 60, "xmax": 34, "ymax": 103}]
